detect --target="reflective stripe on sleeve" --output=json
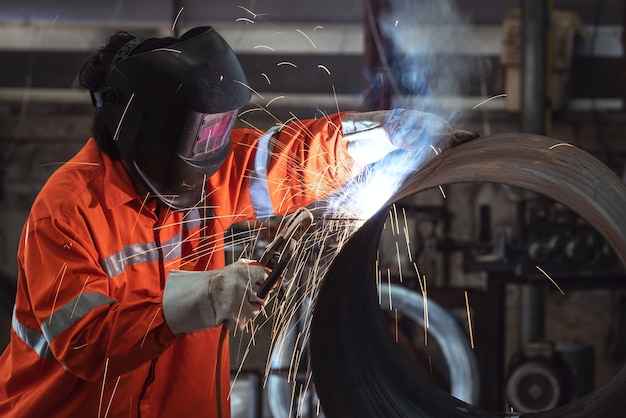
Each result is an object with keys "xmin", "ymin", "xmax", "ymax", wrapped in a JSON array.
[
  {"xmin": 99, "ymin": 211, "xmax": 199, "ymax": 278},
  {"xmin": 13, "ymin": 292, "xmax": 116, "ymax": 359},
  {"xmin": 100, "ymin": 242, "xmax": 160, "ymax": 278},
  {"xmin": 12, "ymin": 307, "xmax": 53, "ymax": 359},
  {"xmin": 160, "ymin": 232, "xmax": 183, "ymax": 263},
  {"xmin": 41, "ymin": 292, "xmax": 116, "ymax": 343},
  {"xmin": 183, "ymin": 208, "xmax": 202, "ymax": 230},
  {"xmin": 100, "ymin": 232, "xmax": 184, "ymax": 278},
  {"xmin": 249, "ymin": 127, "xmax": 279, "ymax": 218}
]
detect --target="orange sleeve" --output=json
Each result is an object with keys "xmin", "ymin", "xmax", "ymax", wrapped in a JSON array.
[
  {"xmin": 208, "ymin": 112, "xmax": 355, "ymax": 226},
  {"xmin": 18, "ymin": 214, "xmax": 176, "ymax": 381},
  {"xmin": 266, "ymin": 112, "xmax": 355, "ymax": 214}
]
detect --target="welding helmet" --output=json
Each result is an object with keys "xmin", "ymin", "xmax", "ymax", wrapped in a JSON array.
[{"xmin": 92, "ymin": 26, "xmax": 251, "ymax": 210}]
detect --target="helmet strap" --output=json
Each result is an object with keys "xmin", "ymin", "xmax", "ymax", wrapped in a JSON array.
[{"xmin": 91, "ymin": 36, "xmax": 146, "ymax": 108}]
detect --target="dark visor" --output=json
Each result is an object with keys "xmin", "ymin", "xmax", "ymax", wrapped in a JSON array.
[{"xmin": 178, "ymin": 109, "xmax": 237, "ymax": 160}]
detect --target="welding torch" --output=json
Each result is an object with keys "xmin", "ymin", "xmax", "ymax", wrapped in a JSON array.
[{"xmin": 256, "ymin": 208, "xmax": 314, "ymax": 299}]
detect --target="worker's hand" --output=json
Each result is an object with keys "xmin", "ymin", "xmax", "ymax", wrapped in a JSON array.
[
  {"xmin": 383, "ymin": 109, "xmax": 480, "ymax": 151},
  {"xmin": 208, "ymin": 260, "xmax": 268, "ymax": 331},
  {"xmin": 342, "ymin": 109, "xmax": 479, "ymax": 165},
  {"xmin": 162, "ymin": 259, "xmax": 268, "ymax": 334}
]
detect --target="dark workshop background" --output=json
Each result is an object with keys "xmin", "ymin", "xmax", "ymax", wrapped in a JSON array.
[{"xmin": 1, "ymin": 0, "xmax": 626, "ymax": 416}]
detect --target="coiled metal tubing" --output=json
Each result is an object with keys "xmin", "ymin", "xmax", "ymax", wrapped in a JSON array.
[{"xmin": 310, "ymin": 133, "xmax": 626, "ymax": 417}]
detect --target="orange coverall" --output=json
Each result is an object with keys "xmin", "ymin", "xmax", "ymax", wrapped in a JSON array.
[{"xmin": 0, "ymin": 112, "xmax": 354, "ymax": 417}]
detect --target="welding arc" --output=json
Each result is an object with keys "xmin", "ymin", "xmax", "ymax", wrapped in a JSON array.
[{"xmin": 310, "ymin": 133, "xmax": 626, "ymax": 417}]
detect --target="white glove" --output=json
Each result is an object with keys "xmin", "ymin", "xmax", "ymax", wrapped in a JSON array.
[
  {"xmin": 162, "ymin": 259, "xmax": 268, "ymax": 333},
  {"xmin": 342, "ymin": 109, "xmax": 479, "ymax": 165}
]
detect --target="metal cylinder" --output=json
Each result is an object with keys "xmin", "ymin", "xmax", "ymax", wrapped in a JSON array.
[{"xmin": 310, "ymin": 133, "xmax": 626, "ymax": 417}]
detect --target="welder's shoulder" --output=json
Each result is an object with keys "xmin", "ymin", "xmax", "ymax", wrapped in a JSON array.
[{"xmin": 29, "ymin": 140, "xmax": 108, "ymax": 223}]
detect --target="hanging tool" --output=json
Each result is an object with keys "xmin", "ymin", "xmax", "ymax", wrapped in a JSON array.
[{"xmin": 256, "ymin": 207, "xmax": 314, "ymax": 298}]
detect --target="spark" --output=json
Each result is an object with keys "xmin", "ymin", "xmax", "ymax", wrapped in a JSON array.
[
  {"xmin": 464, "ymin": 290, "xmax": 475, "ymax": 349},
  {"xmin": 402, "ymin": 208, "xmax": 413, "ymax": 262},
  {"xmin": 98, "ymin": 358, "xmax": 110, "ymax": 418},
  {"xmin": 297, "ymin": 371, "xmax": 315, "ymax": 416},
  {"xmin": 236, "ymin": 17, "xmax": 255, "ymax": 24},
  {"xmin": 472, "ymin": 93, "xmax": 507, "ymax": 110},
  {"xmin": 130, "ymin": 192, "xmax": 151, "ymax": 237},
  {"xmin": 47, "ymin": 15, "xmax": 59, "ymax": 33},
  {"xmin": 395, "ymin": 241, "xmax": 403, "ymax": 281},
  {"xmin": 238, "ymin": 107, "xmax": 264, "ymax": 117},
  {"xmin": 141, "ymin": 308, "xmax": 162, "ymax": 347},
  {"xmin": 223, "ymin": 169, "xmax": 387, "ymax": 396},
  {"xmin": 164, "ymin": 226, "xmax": 203, "ymax": 259},
  {"xmin": 254, "ymin": 45, "xmax": 275, "ymax": 51},
  {"xmin": 288, "ymin": 332, "xmax": 303, "ymax": 382},
  {"xmin": 317, "ymin": 64, "xmax": 331, "ymax": 75},
  {"xmin": 423, "ymin": 275, "xmax": 429, "ymax": 329},
  {"xmin": 103, "ymin": 376, "xmax": 121, "ymax": 418},
  {"xmin": 71, "ymin": 276, "xmax": 90, "ymax": 319},
  {"xmin": 233, "ymin": 79, "xmax": 265, "ymax": 100},
  {"xmin": 536, "ymin": 265, "xmax": 565, "ymax": 295},
  {"xmin": 438, "ymin": 185, "xmax": 446, "ymax": 199},
  {"xmin": 387, "ymin": 269, "xmax": 393, "ymax": 310},
  {"xmin": 238, "ymin": 103, "xmax": 283, "ymax": 127},
  {"xmin": 266, "ymin": 96, "xmax": 285, "ymax": 107},
  {"xmin": 251, "ymin": 217, "xmax": 356, "ymax": 383},
  {"xmin": 229, "ymin": 342, "xmax": 253, "ymax": 396},
  {"xmin": 151, "ymin": 211, "xmax": 220, "ymax": 231},
  {"xmin": 414, "ymin": 271, "xmax": 429, "ymax": 345},
  {"xmin": 549, "ymin": 143, "xmax": 573, "ymax": 150},
  {"xmin": 237, "ymin": 5, "xmax": 257, "ymax": 18},
  {"xmin": 288, "ymin": 380, "xmax": 297, "ymax": 417},
  {"xmin": 49, "ymin": 263, "xmax": 68, "ymax": 324},
  {"xmin": 277, "ymin": 61, "xmax": 298, "ymax": 68},
  {"xmin": 166, "ymin": 215, "xmax": 266, "ymax": 267},
  {"xmin": 113, "ymin": 93, "xmax": 135, "ymax": 142},
  {"xmin": 332, "ymin": 84, "xmax": 340, "ymax": 118},
  {"xmin": 232, "ymin": 319, "xmax": 250, "ymax": 365},
  {"xmin": 286, "ymin": 112, "xmax": 315, "ymax": 142},
  {"xmin": 261, "ymin": 73, "xmax": 271, "ymax": 84},
  {"xmin": 413, "ymin": 263, "xmax": 422, "ymax": 289},
  {"xmin": 246, "ymin": 318, "xmax": 258, "ymax": 348},
  {"xmin": 71, "ymin": 343, "xmax": 89, "ymax": 350},
  {"xmin": 314, "ymin": 26, "xmax": 324, "ymax": 31},
  {"xmin": 150, "ymin": 48, "xmax": 182, "ymax": 54},
  {"xmin": 172, "ymin": 7, "xmax": 184, "ymax": 32},
  {"xmin": 429, "ymin": 144, "xmax": 441, "ymax": 155},
  {"xmin": 296, "ymin": 29, "xmax": 317, "ymax": 49},
  {"xmin": 233, "ymin": 276, "xmax": 258, "ymax": 338},
  {"xmin": 391, "ymin": 205, "xmax": 400, "ymax": 234}
]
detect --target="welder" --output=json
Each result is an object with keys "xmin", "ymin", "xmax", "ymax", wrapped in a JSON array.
[{"xmin": 0, "ymin": 26, "xmax": 477, "ymax": 417}]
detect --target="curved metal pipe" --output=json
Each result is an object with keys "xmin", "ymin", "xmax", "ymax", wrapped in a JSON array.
[
  {"xmin": 310, "ymin": 133, "xmax": 626, "ymax": 417},
  {"xmin": 377, "ymin": 284, "xmax": 481, "ymax": 405},
  {"xmin": 267, "ymin": 285, "xmax": 480, "ymax": 417}
]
